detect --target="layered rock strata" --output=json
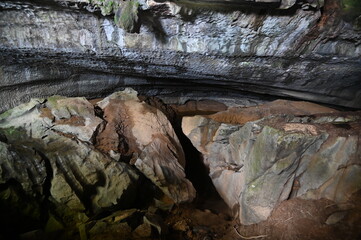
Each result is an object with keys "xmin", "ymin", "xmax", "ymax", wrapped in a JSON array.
[{"xmin": 1, "ymin": 0, "xmax": 360, "ymax": 112}]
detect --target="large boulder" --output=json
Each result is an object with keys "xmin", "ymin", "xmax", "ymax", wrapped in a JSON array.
[
  {"xmin": 0, "ymin": 95, "xmax": 139, "ymax": 220},
  {"xmin": 0, "ymin": 88, "xmax": 195, "ymax": 228},
  {"xmin": 95, "ymin": 88, "xmax": 196, "ymax": 203},
  {"xmin": 182, "ymin": 100, "xmax": 361, "ymax": 225}
]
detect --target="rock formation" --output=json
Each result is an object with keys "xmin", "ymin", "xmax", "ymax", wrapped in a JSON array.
[
  {"xmin": 0, "ymin": 96, "xmax": 139, "ymax": 216},
  {"xmin": 1, "ymin": 0, "xmax": 361, "ymax": 238},
  {"xmin": 0, "ymin": 89, "xmax": 194, "ymax": 233},
  {"xmin": 182, "ymin": 100, "xmax": 361, "ymax": 225},
  {"xmin": 1, "ymin": 0, "xmax": 361, "ymax": 113},
  {"xmin": 95, "ymin": 89, "xmax": 195, "ymax": 203}
]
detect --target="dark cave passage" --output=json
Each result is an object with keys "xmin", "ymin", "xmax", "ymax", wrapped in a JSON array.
[
  {"xmin": 181, "ymin": 133, "xmax": 232, "ymax": 215},
  {"xmin": 142, "ymin": 95, "xmax": 232, "ymax": 213},
  {"xmin": 166, "ymin": 102, "xmax": 232, "ymax": 215}
]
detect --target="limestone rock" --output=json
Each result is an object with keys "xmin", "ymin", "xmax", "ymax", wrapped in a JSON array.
[
  {"xmin": 96, "ymin": 89, "xmax": 196, "ymax": 203},
  {"xmin": 210, "ymin": 99, "xmax": 338, "ymax": 125},
  {"xmin": 171, "ymin": 100, "xmax": 228, "ymax": 116},
  {"xmin": 0, "ymin": 96, "xmax": 139, "ymax": 219},
  {"xmin": 0, "ymin": 88, "xmax": 195, "ymax": 228},
  {"xmin": 45, "ymin": 95, "xmax": 104, "ymax": 143},
  {"xmin": 1, "ymin": 0, "xmax": 361, "ymax": 112},
  {"xmin": 182, "ymin": 100, "xmax": 361, "ymax": 225}
]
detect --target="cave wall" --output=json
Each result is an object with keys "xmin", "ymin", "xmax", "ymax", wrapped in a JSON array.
[{"xmin": 0, "ymin": 0, "xmax": 361, "ymax": 112}]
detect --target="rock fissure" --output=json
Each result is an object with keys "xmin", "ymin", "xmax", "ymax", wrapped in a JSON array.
[
  {"xmin": 1, "ymin": 0, "xmax": 361, "ymax": 239},
  {"xmin": 0, "ymin": 91, "xmax": 361, "ymax": 239}
]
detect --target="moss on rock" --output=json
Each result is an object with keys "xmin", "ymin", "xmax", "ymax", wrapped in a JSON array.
[
  {"xmin": 114, "ymin": 0, "xmax": 140, "ymax": 33},
  {"xmin": 89, "ymin": 0, "xmax": 140, "ymax": 32},
  {"xmin": 342, "ymin": 0, "xmax": 361, "ymax": 28}
]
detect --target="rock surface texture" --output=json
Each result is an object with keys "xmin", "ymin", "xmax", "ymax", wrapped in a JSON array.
[
  {"xmin": 95, "ymin": 89, "xmax": 195, "ymax": 203},
  {"xmin": 0, "ymin": 89, "xmax": 194, "ymax": 229},
  {"xmin": 0, "ymin": 97, "xmax": 140, "ymax": 216},
  {"xmin": 182, "ymin": 100, "xmax": 361, "ymax": 225},
  {"xmin": 1, "ymin": 0, "xmax": 361, "ymax": 112}
]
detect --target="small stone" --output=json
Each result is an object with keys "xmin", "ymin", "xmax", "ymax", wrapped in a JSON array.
[
  {"xmin": 132, "ymin": 222, "xmax": 152, "ymax": 238},
  {"xmin": 45, "ymin": 215, "xmax": 64, "ymax": 233},
  {"xmin": 104, "ymin": 209, "xmax": 138, "ymax": 223},
  {"xmin": 173, "ymin": 220, "xmax": 189, "ymax": 232},
  {"xmin": 326, "ymin": 211, "xmax": 348, "ymax": 225}
]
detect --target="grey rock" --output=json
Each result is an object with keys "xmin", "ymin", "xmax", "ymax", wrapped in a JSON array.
[
  {"xmin": 0, "ymin": 0, "xmax": 360, "ymax": 112},
  {"xmin": 0, "ymin": 87, "xmax": 195, "ymax": 224},
  {"xmin": 45, "ymin": 95, "xmax": 104, "ymax": 143},
  {"xmin": 182, "ymin": 101, "xmax": 361, "ymax": 225},
  {"xmin": 0, "ymin": 95, "xmax": 139, "ymax": 217}
]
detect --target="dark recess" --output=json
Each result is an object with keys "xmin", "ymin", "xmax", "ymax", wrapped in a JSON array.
[{"xmin": 142, "ymin": 96, "xmax": 229, "ymax": 210}]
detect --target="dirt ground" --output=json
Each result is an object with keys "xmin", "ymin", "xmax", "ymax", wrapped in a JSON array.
[{"xmin": 163, "ymin": 191, "xmax": 361, "ymax": 240}]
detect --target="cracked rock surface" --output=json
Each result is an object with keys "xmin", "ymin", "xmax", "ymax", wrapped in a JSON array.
[
  {"xmin": 182, "ymin": 100, "xmax": 361, "ymax": 225},
  {"xmin": 0, "ymin": 89, "xmax": 194, "ymax": 228},
  {"xmin": 1, "ymin": 0, "xmax": 360, "ymax": 112}
]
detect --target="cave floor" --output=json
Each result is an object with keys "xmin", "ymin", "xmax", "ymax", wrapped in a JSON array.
[{"xmin": 163, "ymin": 191, "xmax": 361, "ymax": 240}]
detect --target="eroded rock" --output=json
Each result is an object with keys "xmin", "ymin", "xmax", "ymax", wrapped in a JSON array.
[
  {"xmin": 95, "ymin": 88, "xmax": 196, "ymax": 203},
  {"xmin": 0, "ymin": 95, "xmax": 139, "ymax": 222},
  {"xmin": 182, "ymin": 100, "xmax": 361, "ymax": 225},
  {"xmin": 1, "ymin": 0, "xmax": 360, "ymax": 112},
  {"xmin": 0, "ymin": 88, "xmax": 195, "ymax": 233},
  {"xmin": 171, "ymin": 100, "xmax": 228, "ymax": 116}
]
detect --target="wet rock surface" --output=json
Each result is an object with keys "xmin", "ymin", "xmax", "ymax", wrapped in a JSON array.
[{"xmin": 182, "ymin": 100, "xmax": 361, "ymax": 225}]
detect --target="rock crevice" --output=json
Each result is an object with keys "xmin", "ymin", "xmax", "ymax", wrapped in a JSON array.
[
  {"xmin": 182, "ymin": 100, "xmax": 361, "ymax": 224},
  {"xmin": 0, "ymin": 89, "xmax": 195, "ymax": 231}
]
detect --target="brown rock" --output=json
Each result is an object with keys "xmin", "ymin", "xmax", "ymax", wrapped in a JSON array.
[
  {"xmin": 96, "ymin": 89, "xmax": 196, "ymax": 203},
  {"xmin": 172, "ymin": 220, "xmax": 189, "ymax": 232},
  {"xmin": 172, "ymin": 100, "xmax": 228, "ymax": 116},
  {"xmin": 210, "ymin": 99, "xmax": 337, "ymax": 125},
  {"xmin": 132, "ymin": 222, "xmax": 152, "ymax": 238}
]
